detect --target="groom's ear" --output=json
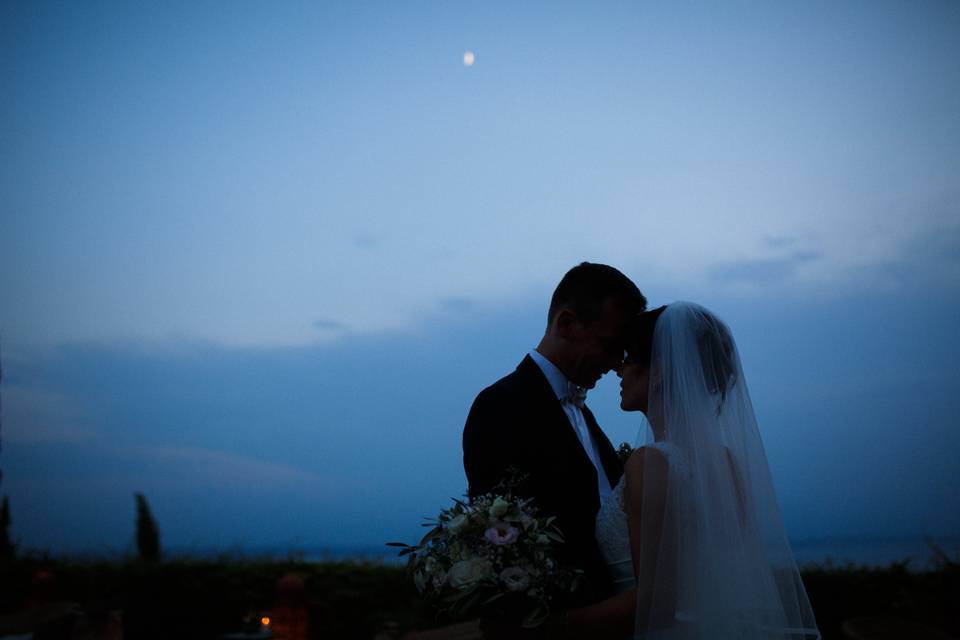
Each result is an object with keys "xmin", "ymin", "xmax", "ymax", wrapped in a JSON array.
[{"xmin": 554, "ymin": 308, "xmax": 580, "ymax": 337}]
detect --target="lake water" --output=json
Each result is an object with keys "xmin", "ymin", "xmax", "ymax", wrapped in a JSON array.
[{"xmin": 51, "ymin": 536, "xmax": 960, "ymax": 570}]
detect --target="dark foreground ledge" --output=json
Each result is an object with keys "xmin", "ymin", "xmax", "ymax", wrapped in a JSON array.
[{"xmin": 1, "ymin": 556, "xmax": 957, "ymax": 639}]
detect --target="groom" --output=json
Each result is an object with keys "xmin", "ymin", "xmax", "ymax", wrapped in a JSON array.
[{"xmin": 462, "ymin": 262, "xmax": 646, "ymax": 605}]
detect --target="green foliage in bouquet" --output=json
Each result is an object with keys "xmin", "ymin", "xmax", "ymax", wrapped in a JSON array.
[
  {"xmin": 616, "ymin": 442, "xmax": 634, "ymax": 467},
  {"xmin": 389, "ymin": 492, "xmax": 581, "ymax": 628}
]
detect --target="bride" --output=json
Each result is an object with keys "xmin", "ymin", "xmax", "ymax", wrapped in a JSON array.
[{"xmin": 567, "ymin": 302, "xmax": 820, "ymax": 639}]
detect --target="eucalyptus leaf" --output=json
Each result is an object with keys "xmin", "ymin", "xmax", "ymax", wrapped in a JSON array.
[
  {"xmin": 419, "ymin": 527, "xmax": 442, "ymax": 545},
  {"xmin": 522, "ymin": 605, "xmax": 548, "ymax": 628},
  {"xmin": 442, "ymin": 583, "xmax": 478, "ymax": 603},
  {"xmin": 455, "ymin": 587, "xmax": 486, "ymax": 614}
]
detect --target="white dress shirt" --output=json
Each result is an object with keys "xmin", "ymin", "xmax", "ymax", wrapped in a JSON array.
[{"xmin": 528, "ymin": 349, "xmax": 613, "ymax": 501}]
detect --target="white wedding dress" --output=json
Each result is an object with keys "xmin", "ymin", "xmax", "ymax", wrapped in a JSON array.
[
  {"xmin": 593, "ymin": 303, "xmax": 820, "ymax": 639},
  {"xmin": 595, "ymin": 474, "xmax": 635, "ymax": 594},
  {"xmin": 596, "ymin": 442, "xmax": 690, "ymax": 595}
]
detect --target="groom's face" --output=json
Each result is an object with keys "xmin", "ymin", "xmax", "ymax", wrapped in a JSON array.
[{"xmin": 564, "ymin": 297, "xmax": 630, "ymax": 389}]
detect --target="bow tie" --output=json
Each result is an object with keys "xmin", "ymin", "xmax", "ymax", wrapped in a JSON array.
[{"xmin": 564, "ymin": 381, "xmax": 588, "ymax": 408}]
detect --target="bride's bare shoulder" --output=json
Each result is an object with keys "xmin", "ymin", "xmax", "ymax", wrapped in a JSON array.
[{"xmin": 624, "ymin": 445, "xmax": 669, "ymax": 478}]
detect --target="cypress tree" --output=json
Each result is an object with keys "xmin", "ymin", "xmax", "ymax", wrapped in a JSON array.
[
  {"xmin": 135, "ymin": 492, "xmax": 161, "ymax": 562},
  {"xmin": 1, "ymin": 341, "xmax": 5, "ymax": 493},
  {"xmin": 0, "ymin": 496, "xmax": 13, "ymax": 560}
]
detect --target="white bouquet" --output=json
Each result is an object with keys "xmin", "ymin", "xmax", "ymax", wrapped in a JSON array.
[{"xmin": 389, "ymin": 493, "xmax": 580, "ymax": 628}]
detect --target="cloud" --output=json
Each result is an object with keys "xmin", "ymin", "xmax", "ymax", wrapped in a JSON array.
[
  {"xmin": 821, "ymin": 217, "xmax": 960, "ymax": 292},
  {"xmin": 710, "ymin": 251, "xmax": 820, "ymax": 287},
  {"xmin": 353, "ymin": 234, "xmax": 380, "ymax": 249},
  {"xmin": 894, "ymin": 222, "xmax": 960, "ymax": 287},
  {"xmin": 1, "ymin": 386, "xmax": 96, "ymax": 444},
  {"xmin": 111, "ymin": 443, "xmax": 337, "ymax": 492},
  {"xmin": 764, "ymin": 236, "xmax": 799, "ymax": 250},
  {"xmin": 437, "ymin": 297, "xmax": 473, "ymax": 313},
  {"xmin": 312, "ymin": 318, "xmax": 346, "ymax": 332}
]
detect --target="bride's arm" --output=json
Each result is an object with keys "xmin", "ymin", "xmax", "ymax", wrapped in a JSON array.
[
  {"xmin": 625, "ymin": 447, "xmax": 670, "ymax": 630},
  {"xmin": 563, "ymin": 448, "xmax": 670, "ymax": 638},
  {"xmin": 624, "ymin": 447, "xmax": 668, "ymax": 582}
]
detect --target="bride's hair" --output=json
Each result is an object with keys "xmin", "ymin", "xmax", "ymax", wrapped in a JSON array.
[
  {"xmin": 625, "ymin": 305, "xmax": 665, "ymax": 366},
  {"xmin": 694, "ymin": 309, "xmax": 738, "ymax": 409},
  {"xmin": 628, "ymin": 304, "xmax": 738, "ymax": 411}
]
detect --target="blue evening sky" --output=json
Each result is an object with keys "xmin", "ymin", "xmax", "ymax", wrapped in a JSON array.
[{"xmin": 1, "ymin": 1, "xmax": 958, "ymax": 554}]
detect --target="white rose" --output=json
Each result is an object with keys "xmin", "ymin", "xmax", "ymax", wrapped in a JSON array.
[
  {"xmin": 499, "ymin": 567, "xmax": 531, "ymax": 592},
  {"xmin": 488, "ymin": 497, "xmax": 510, "ymax": 518},
  {"xmin": 448, "ymin": 514, "xmax": 470, "ymax": 534},
  {"xmin": 448, "ymin": 558, "xmax": 494, "ymax": 589}
]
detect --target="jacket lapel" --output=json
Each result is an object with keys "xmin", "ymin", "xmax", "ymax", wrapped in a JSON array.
[
  {"xmin": 582, "ymin": 404, "xmax": 624, "ymax": 489},
  {"xmin": 516, "ymin": 356, "xmax": 598, "ymax": 474}
]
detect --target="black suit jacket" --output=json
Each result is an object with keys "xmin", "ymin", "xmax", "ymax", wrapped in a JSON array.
[{"xmin": 462, "ymin": 355, "xmax": 623, "ymax": 603}]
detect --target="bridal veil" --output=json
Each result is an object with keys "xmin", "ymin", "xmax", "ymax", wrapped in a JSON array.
[{"xmin": 632, "ymin": 303, "xmax": 820, "ymax": 639}]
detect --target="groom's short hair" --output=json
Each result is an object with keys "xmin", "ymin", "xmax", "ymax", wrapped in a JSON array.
[{"xmin": 548, "ymin": 262, "xmax": 646, "ymax": 325}]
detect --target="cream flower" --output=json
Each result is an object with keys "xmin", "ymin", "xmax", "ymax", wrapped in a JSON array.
[
  {"xmin": 448, "ymin": 558, "xmax": 494, "ymax": 589},
  {"xmin": 488, "ymin": 496, "xmax": 510, "ymax": 518},
  {"xmin": 447, "ymin": 514, "xmax": 470, "ymax": 534}
]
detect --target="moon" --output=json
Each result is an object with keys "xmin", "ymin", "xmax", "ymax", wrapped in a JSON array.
[{"xmin": 463, "ymin": 51, "xmax": 475, "ymax": 66}]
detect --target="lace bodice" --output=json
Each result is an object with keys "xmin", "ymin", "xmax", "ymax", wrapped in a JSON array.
[
  {"xmin": 596, "ymin": 478, "xmax": 634, "ymax": 593},
  {"xmin": 595, "ymin": 443, "xmax": 688, "ymax": 595}
]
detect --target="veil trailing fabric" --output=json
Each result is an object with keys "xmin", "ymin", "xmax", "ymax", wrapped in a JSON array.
[{"xmin": 633, "ymin": 303, "xmax": 820, "ymax": 640}]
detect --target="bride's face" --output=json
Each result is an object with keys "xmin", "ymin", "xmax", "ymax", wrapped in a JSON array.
[{"xmin": 617, "ymin": 359, "xmax": 649, "ymax": 413}]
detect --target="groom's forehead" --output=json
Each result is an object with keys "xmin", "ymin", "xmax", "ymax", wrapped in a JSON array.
[
  {"xmin": 601, "ymin": 296, "xmax": 633, "ymax": 323},
  {"xmin": 589, "ymin": 297, "xmax": 632, "ymax": 333}
]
